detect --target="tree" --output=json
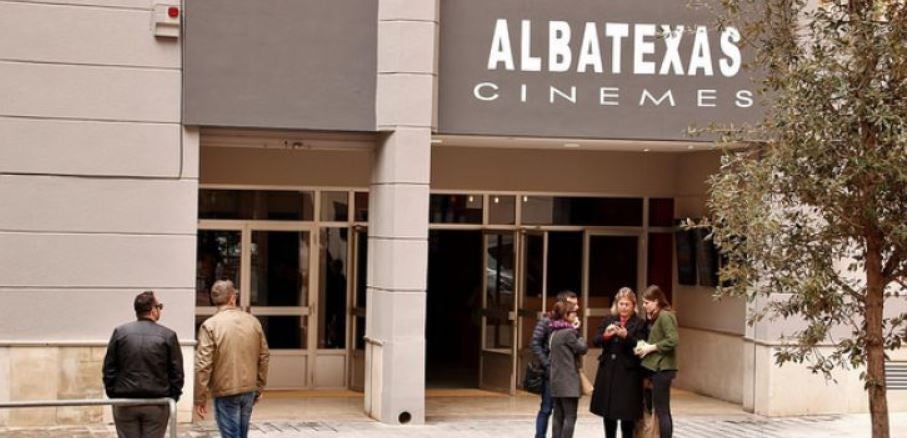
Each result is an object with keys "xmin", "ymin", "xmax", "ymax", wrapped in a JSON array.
[{"xmin": 699, "ymin": 0, "xmax": 907, "ymax": 437}]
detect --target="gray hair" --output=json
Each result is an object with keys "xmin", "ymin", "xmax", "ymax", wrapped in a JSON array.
[{"xmin": 210, "ymin": 280, "xmax": 236, "ymax": 306}]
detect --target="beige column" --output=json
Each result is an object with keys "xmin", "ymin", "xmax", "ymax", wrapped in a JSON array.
[{"xmin": 364, "ymin": 0, "xmax": 438, "ymax": 425}]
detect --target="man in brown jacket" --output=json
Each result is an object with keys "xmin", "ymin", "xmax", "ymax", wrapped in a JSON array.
[{"xmin": 194, "ymin": 280, "xmax": 270, "ymax": 438}]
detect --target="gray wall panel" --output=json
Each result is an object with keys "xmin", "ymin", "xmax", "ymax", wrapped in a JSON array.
[
  {"xmin": 183, "ymin": 0, "xmax": 377, "ymax": 131},
  {"xmin": 438, "ymin": 0, "xmax": 762, "ymax": 140}
]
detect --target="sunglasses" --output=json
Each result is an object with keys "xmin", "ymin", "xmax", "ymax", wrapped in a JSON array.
[{"xmin": 154, "ymin": 303, "xmax": 164, "ymax": 310}]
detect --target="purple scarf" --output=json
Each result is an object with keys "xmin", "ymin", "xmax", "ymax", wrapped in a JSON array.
[{"xmin": 548, "ymin": 319, "xmax": 575, "ymax": 331}]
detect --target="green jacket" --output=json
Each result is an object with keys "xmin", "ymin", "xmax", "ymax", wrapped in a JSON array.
[{"xmin": 641, "ymin": 311, "xmax": 679, "ymax": 372}]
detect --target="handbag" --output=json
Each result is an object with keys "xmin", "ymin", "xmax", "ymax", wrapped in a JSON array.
[
  {"xmin": 578, "ymin": 367, "xmax": 594, "ymax": 396},
  {"xmin": 522, "ymin": 360, "xmax": 545, "ymax": 394},
  {"xmin": 634, "ymin": 405, "xmax": 660, "ymax": 438},
  {"xmin": 634, "ymin": 379, "xmax": 660, "ymax": 438}
]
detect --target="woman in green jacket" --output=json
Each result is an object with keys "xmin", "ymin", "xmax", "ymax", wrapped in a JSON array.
[{"xmin": 635, "ymin": 285, "xmax": 678, "ymax": 438}]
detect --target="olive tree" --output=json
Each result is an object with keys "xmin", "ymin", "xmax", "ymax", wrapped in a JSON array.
[{"xmin": 699, "ymin": 0, "xmax": 907, "ymax": 436}]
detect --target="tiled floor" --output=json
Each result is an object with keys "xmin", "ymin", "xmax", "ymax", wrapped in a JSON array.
[{"xmin": 1, "ymin": 390, "xmax": 904, "ymax": 437}]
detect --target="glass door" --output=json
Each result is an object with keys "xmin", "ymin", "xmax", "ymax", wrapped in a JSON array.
[
  {"xmin": 247, "ymin": 223, "xmax": 314, "ymax": 389},
  {"xmin": 583, "ymin": 232, "xmax": 643, "ymax": 366},
  {"xmin": 348, "ymin": 227, "xmax": 368, "ymax": 391},
  {"xmin": 517, "ymin": 231, "xmax": 546, "ymax": 391},
  {"xmin": 479, "ymin": 231, "xmax": 518, "ymax": 394}
]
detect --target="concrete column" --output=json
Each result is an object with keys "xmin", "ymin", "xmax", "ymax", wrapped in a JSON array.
[{"xmin": 364, "ymin": 0, "xmax": 438, "ymax": 425}]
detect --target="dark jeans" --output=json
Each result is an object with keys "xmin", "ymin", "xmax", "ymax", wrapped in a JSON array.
[
  {"xmin": 551, "ymin": 397, "xmax": 579, "ymax": 438},
  {"xmin": 644, "ymin": 370, "xmax": 676, "ymax": 438},
  {"xmin": 604, "ymin": 418, "xmax": 635, "ymax": 438},
  {"xmin": 113, "ymin": 404, "xmax": 169, "ymax": 438},
  {"xmin": 214, "ymin": 391, "xmax": 257, "ymax": 438},
  {"xmin": 534, "ymin": 378, "xmax": 553, "ymax": 438}
]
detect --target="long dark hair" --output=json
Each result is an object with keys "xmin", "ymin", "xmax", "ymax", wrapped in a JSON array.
[
  {"xmin": 550, "ymin": 300, "xmax": 578, "ymax": 321},
  {"xmin": 641, "ymin": 285, "xmax": 672, "ymax": 320}
]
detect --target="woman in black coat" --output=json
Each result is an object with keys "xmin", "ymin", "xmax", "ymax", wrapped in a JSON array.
[{"xmin": 590, "ymin": 287, "xmax": 648, "ymax": 438}]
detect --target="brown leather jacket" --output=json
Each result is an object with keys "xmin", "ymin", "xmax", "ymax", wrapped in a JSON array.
[{"xmin": 194, "ymin": 308, "xmax": 270, "ymax": 404}]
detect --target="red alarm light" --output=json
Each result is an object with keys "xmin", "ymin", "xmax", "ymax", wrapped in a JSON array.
[{"xmin": 167, "ymin": 6, "xmax": 179, "ymax": 18}]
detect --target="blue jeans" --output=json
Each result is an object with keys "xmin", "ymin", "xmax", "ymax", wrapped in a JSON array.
[
  {"xmin": 214, "ymin": 392, "xmax": 256, "ymax": 438},
  {"xmin": 534, "ymin": 377, "xmax": 553, "ymax": 438}
]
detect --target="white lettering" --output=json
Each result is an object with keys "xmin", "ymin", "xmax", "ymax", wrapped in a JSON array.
[
  {"xmin": 719, "ymin": 27, "xmax": 742, "ymax": 77},
  {"xmin": 633, "ymin": 24, "xmax": 656, "ymax": 75},
  {"xmin": 521, "ymin": 20, "xmax": 542, "ymax": 71},
  {"xmin": 521, "ymin": 83, "xmax": 528, "ymax": 102},
  {"xmin": 487, "ymin": 19, "xmax": 515, "ymax": 70},
  {"xmin": 688, "ymin": 26, "xmax": 714, "ymax": 76},
  {"xmin": 550, "ymin": 86, "xmax": 577, "ymax": 103},
  {"xmin": 604, "ymin": 23, "xmax": 629, "ymax": 74},
  {"xmin": 474, "ymin": 82, "xmax": 500, "ymax": 101},
  {"xmin": 659, "ymin": 25, "xmax": 685, "ymax": 76},
  {"xmin": 735, "ymin": 89, "xmax": 754, "ymax": 108},
  {"xmin": 639, "ymin": 89, "xmax": 675, "ymax": 106},
  {"xmin": 577, "ymin": 22, "xmax": 603, "ymax": 73},
  {"xmin": 697, "ymin": 89, "xmax": 717, "ymax": 107},
  {"xmin": 599, "ymin": 87, "xmax": 620, "ymax": 105},
  {"xmin": 548, "ymin": 21, "xmax": 572, "ymax": 72}
]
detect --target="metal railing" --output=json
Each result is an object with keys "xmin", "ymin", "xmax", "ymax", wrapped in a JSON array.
[{"xmin": 0, "ymin": 397, "xmax": 177, "ymax": 437}]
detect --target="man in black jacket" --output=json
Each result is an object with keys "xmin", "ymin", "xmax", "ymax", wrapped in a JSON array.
[
  {"xmin": 103, "ymin": 291, "xmax": 184, "ymax": 438},
  {"xmin": 529, "ymin": 290, "xmax": 579, "ymax": 438}
]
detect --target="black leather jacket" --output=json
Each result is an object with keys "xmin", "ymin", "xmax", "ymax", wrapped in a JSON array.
[{"xmin": 103, "ymin": 319, "xmax": 184, "ymax": 400}]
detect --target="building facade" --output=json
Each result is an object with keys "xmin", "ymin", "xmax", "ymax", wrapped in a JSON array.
[{"xmin": 1, "ymin": 0, "xmax": 905, "ymax": 427}]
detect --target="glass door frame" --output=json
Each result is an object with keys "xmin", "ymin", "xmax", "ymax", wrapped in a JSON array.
[
  {"xmin": 479, "ymin": 230, "xmax": 519, "ymax": 394},
  {"xmin": 348, "ymin": 225, "xmax": 367, "ymax": 391},
  {"xmin": 582, "ymin": 229, "xmax": 646, "ymax": 368},
  {"xmin": 516, "ymin": 229, "xmax": 547, "ymax": 393},
  {"xmin": 197, "ymin": 219, "xmax": 317, "ymax": 388}
]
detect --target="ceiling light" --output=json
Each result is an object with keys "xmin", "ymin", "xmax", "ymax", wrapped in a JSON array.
[
  {"xmin": 493, "ymin": 196, "xmax": 500, "ymax": 204},
  {"xmin": 563, "ymin": 143, "xmax": 580, "ymax": 148},
  {"xmin": 431, "ymin": 139, "xmax": 443, "ymax": 144},
  {"xmin": 687, "ymin": 145, "xmax": 695, "ymax": 150},
  {"xmin": 643, "ymin": 148, "xmax": 651, "ymax": 152}
]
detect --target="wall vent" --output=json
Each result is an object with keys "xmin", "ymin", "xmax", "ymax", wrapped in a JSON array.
[{"xmin": 886, "ymin": 361, "xmax": 907, "ymax": 390}]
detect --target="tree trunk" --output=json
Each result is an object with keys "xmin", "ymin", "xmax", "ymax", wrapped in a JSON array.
[{"xmin": 865, "ymin": 237, "xmax": 889, "ymax": 438}]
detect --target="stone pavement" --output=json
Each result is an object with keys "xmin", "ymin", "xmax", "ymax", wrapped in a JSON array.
[
  {"xmin": 2, "ymin": 389, "xmax": 905, "ymax": 437},
  {"xmin": 2, "ymin": 414, "xmax": 907, "ymax": 438}
]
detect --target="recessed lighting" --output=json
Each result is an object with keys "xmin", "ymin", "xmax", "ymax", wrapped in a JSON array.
[
  {"xmin": 687, "ymin": 145, "xmax": 695, "ymax": 150},
  {"xmin": 563, "ymin": 143, "xmax": 580, "ymax": 148},
  {"xmin": 643, "ymin": 148, "xmax": 651, "ymax": 152}
]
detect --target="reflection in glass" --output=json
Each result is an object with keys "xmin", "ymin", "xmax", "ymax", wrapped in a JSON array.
[
  {"xmin": 257, "ymin": 315, "xmax": 306, "ymax": 349},
  {"xmin": 485, "ymin": 233, "xmax": 514, "ymax": 349},
  {"xmin": 523, "ymin": 234, "xmax": 544, "ymax": 299},
  {"xmin": 546, "ymin": 232, "xmax": 583, "ymax": 309},
  {"xmin": 489, "ymin": 195, "xmax": 516, "ymax": 224},
  {"xmin": 196, "ymin": 230, "xmax": 241, "ymax": 306},
  {"xmin": 319, "ymin": 228, "xmax": 348, "ymax": 349},
  {"xmin": 430, "ymin": 194, "xmax": 483, "ymax": 224},
  {"xmin": 521, "ymin": 196, "xmax": 643, "ymax": 226},
  {"xmin": 649, "ymin": 198, "xmax": 675, "ymax": 227},
  {"xmin": 199, "ymin": 189, "xmax": 314, "ymax": 220},
  {"xmin": 588, "ymin": 235, "xmax": 639, "ymax": 308},
  {"xmin": 251, "ymin": 231, "xmax": 309, "ymax": 306},
  {"xmin": 354, "ymin": 192, "xmax": 369, "ymax": 222},
  {"xmin": 354, "ymin": 230, "xmax": 368, "ymax": 309},
  {"xmin": 321, "ymin": 191, "xmax": 349, "ymax": 222}
]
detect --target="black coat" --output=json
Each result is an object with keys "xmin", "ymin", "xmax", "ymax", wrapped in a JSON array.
[
  {"xmin": 589, "ymin": 315, "xmax": 648, "ymax": 420},
  {"xmin": 103, "ymin": 319, "xmax": 184, "ymax": 400}
]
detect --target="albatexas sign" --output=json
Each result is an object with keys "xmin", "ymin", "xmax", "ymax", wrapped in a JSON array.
[{"xmin": 438, "ymin": 0, "xmax": 761, "ymax": 141}]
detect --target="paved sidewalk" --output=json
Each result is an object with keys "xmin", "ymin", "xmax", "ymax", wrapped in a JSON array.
[
  {"xmin": 2, "ymin": 414, "xmax": 906, "ymax": 437},
  {"xmin": 2, "ymin": 390, "xmax": 905, "ymax": 437}
]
